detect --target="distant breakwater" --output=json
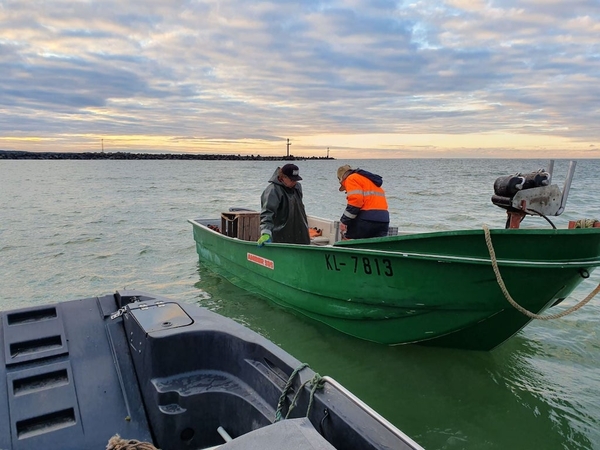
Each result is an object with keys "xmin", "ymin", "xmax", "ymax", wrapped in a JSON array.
[{"xmin": 0, "ymin": 150, "xmax": 334, "ymax": 161}]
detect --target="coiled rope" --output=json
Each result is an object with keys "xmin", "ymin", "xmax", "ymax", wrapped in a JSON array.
[
  {"xmin": 573, "ymin": 218, "xmax": 600, "ymax": 228},
  {"xmin": 275, "ymin": 363, "xmax": 325, "ymax": 422},
  {"xmin": 482, "ymin": 224, "xmax": 600, "ymax": 320},
  {"xmin": 106, "ymin": 434, "xmax": 159, "ymax": 450}
]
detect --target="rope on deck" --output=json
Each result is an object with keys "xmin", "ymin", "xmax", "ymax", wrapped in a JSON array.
[
  {"xmin": 106, "ymin": 434, "xmax": 159, "ymax": 450},
  {"xmin": 482, "ymin": 224, "xmax": 600, "ymax": 320}
]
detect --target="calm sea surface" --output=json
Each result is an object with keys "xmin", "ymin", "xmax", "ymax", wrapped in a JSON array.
[{"xmin": 1, "ymin": 158, "xmax": 600, "ymax": 450}]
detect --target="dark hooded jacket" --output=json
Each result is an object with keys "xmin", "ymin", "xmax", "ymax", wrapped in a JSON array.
[{"xmin": 260, "ymin": 168, "xmax": 310, "ymax": 244}]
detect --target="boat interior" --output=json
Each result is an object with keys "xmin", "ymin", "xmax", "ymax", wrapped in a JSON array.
[{"xmin": 197, "ymin": 209, "xmax": 398, "ymax": 246}]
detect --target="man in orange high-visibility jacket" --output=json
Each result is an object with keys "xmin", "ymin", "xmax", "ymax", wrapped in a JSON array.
[{"xmin": 337, "ymin": 165, "xmax": 389, "ymax": 239}]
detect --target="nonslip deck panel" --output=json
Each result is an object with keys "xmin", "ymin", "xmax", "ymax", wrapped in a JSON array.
[
  {"xmin": 0, "ymin": 296, "xmax": 152, "ymax": 450},
  {"xmin": 3, "ymin": 304, "xmax": 67, "ymax": 366}
]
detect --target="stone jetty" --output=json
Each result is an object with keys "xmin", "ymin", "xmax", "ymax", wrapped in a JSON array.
[{"xmin": 0, "ymin": 150, "xmax": 333, "ymax": 161}]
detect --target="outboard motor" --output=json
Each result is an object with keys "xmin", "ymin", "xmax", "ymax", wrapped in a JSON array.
[
  {"xmin": 493, "ymin": 170, "xmax": 550, "ymax": 198},
  {"xmin": 491, "ymin": 160, "xmax": 576, "ymax": 228}
]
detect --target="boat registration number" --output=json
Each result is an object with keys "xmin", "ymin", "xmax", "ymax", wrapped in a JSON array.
[{"xmin": 325, "ymin": 254, "xmax": 393, "ymax": 276}]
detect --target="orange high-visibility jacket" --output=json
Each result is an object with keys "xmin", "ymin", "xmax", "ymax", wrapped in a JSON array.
[{"xmin": 340, "ymin": 170, "xmax": 389, "ymax": 224}]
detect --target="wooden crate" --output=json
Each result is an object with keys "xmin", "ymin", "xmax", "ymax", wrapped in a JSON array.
[{"xmin": 221, "ymin": 211, "xmax": 261, "ymax": 241}]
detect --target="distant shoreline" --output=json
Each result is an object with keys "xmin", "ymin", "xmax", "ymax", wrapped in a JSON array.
[{"xmin": 0, "ymin": 150, "xmax": 334, "ymax": 161}]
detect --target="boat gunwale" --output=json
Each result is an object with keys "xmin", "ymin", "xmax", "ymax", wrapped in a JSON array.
[
  {"xmin": 321, "ymin": 375, "xmax": 423, "ymax": 448},
  {"xmin": 188, "ymin": 219, "xmax": 600, "ymax": 268}
]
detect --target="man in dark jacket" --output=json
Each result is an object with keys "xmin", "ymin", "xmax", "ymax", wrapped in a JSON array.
[
  {"xmin": 257, "ymin": 164, "xmax": 310, "ymax": 246},
  {"xmin": 337, "ymin": 165, "xmax": 389, "ymax": 239}
]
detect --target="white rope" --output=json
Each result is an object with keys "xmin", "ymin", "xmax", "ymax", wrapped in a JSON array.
[{"xmin": 482, "ymin": 224, "xmax": 600, "ymax": 320}]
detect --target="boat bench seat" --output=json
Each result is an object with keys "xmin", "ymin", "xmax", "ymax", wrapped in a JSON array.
[
  {"xmin": 151, "ymin": 369, "xmax": 273, "ymax": 421},
  {"xmin": 308, "ymin": 216, "xmax": 341, "ymax": 244},
  {"xmin": 219, "ymin": 417, "xmax": 336, "ymax": 450}
]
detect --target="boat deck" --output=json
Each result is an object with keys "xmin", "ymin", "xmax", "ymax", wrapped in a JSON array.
[{"xmin": 196, "ymin": 215, "xmax": 342, "ymax": 245}]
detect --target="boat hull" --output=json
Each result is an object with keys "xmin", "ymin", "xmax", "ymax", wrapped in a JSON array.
[{"xmin": 190, "ymin": 219, "xmax": 600, "ymax": 350}]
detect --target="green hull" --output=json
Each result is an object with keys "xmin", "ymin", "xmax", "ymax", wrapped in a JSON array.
[{"xmin": 189, "ymin": 219, "xmax": 600, "ymax": 350}]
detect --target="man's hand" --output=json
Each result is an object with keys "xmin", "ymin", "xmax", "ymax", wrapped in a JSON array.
[
  {"xmin": 257, "ymin": 233, "xmax": 272, "ymax": 247},
  {"xmin": 339, "ymin": 223, "xmax": 350, "ymax": 240}
]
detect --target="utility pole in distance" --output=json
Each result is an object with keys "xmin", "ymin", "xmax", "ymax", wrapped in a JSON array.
[
  {"xmin": 286, "ymin": 138, "xmax": 291, "ymax": 157},
  {"xmin": 327, "ymin": 147, "xmax": 329, "ymax": 158}
]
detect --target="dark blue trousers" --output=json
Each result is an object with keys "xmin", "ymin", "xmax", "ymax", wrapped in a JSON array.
[{"xmin": 345, "ymin": 218, "xmax": 389, "ymax": 239}]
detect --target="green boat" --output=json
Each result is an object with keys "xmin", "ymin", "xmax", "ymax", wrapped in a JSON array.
[
  {"xmin": 189, "ymin": 162, "xmax": 600, "ymax": 350},
  {"xmin": 189, "ymin": 213, "xmax": 600, "ymax": 350}
]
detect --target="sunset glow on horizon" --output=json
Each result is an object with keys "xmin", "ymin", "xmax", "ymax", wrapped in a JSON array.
[{"xmin": 1, "ymin": 1, "xmax": 598, "ymax": 159}]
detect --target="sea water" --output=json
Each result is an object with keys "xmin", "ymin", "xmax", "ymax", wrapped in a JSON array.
[{"xmin": 1, "ymin": 158, "xmax": 600, "ymax": 450}]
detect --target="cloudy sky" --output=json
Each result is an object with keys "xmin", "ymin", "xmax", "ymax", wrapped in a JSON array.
[{"xmin": 1, "ymin": 0, "xmax": 598, "ymax": 158}]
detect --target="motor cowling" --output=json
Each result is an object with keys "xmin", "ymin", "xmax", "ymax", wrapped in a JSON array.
[
  {"xmin": 492, "ymin": 170, "xmax": 550, "ymax": 208},
  {"xmin": 493, "ymin": 170, "xmax": 549, "ymax": 199}
]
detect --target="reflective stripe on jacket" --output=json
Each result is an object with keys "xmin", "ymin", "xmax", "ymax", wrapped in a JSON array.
[{"xmin": 340, "ymin": 171, "xmax": 389, "ymax": 224}]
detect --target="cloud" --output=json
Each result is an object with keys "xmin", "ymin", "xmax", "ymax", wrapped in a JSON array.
[{"xmin": 0, "ymin": 0, "xmax": 598, "ymax": 157}]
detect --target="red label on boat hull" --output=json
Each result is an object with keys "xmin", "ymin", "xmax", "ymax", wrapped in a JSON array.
[{"xmin": 247, "ymin": 253, "xmax": 274, "ymax": 270}]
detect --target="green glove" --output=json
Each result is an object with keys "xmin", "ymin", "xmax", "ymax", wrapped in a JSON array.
[{"xmin": 257, "ymin": 233, "xmax": 272, "ymax": 247}]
